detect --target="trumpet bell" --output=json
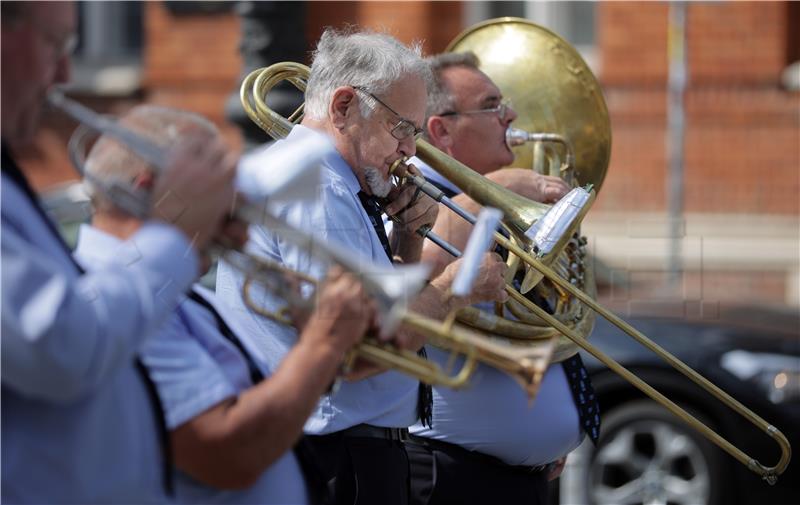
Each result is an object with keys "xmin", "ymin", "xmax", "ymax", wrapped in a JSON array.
[{"xmin": 447, "ymin": 17, "xmax": 612, "ymax": 192}]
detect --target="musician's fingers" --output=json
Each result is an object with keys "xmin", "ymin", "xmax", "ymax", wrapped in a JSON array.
[{"xmin": 383, "ymin": 184, "xmax": 417, "ymax": 216}]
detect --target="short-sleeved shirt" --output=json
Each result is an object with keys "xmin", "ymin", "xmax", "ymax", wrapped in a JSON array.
[
  {"xmin": 408, "ymin": 158, "xmax": 583, "ymax": 466},
  {"xmin": 216, "ymin": 125, "xmax": 419, "ymax": 434},
  {"xmin": 2, "ymin": 150, "xmax": 197, "ymax": 503},
  {"xmin": 76, "ymin": 225, "xmax": 308, "ymax": 504}
]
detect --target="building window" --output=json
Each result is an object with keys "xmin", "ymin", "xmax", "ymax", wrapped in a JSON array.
[{"xmin": 71, "ymin": 1, "xmax": 143, "ymax": 95}]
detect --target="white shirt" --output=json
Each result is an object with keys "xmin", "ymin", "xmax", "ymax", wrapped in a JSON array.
[
  {"xmin": 408, "ymin": 158, "xmax": 583, "ymax": 466},
  {"xmin": 1, "ymin": 163, "xmax": 197, "ymax": 503},
  {"xmin": 216, "ymin": 125, "xmax": 419, "ymax": 434},
  {"xmin": 75, "ymin": 224, "xmax": 309, "ymax": 505}
]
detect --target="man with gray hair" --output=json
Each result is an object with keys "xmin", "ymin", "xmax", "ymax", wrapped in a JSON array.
[
  {"xmin": 76, "ymin": 104, "xmax": 374, "ymax": 505},
  {"xmin": 1, "ymin": 2, "xmax": 238, "ymax": 502},
  {"xmin": 217, "ymin": 29, "xmax": 508, "ymax": 505},
  {"xmin": 404, "ymin": 51, "xmax": 597, "ymax": 505}
]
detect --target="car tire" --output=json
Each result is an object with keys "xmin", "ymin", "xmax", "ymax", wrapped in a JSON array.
[{"xmin": 584, "ymin": 400, "xmax": 728, "ymax": 505}]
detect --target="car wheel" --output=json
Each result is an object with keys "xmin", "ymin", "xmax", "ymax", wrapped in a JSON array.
[{"xmin": 585, "ymin": 400, "xmax": 726, "ymax": 505}]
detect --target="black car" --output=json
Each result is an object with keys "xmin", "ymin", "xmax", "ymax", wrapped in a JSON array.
[{"xmin": 552, "ymin": 309, "xmax": 800, "ymax": 505}]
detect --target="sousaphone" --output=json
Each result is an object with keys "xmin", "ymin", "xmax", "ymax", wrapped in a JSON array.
[{"xmin": 444, "ymin": 18, "xmax": 611, "ymax": 360}]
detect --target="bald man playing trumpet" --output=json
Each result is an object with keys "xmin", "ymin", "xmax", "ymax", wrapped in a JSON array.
[{"xmin": 74, "ymin": 104, "xmax": 376, "ymax": 504}]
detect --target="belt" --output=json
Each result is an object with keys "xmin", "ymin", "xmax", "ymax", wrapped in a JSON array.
[
  {"xmin": 340, "ymin": 424, "xmax": 409, "ymax": 442},
  {"xmin": 409, "ymin": 435, "xmax": 549, "ymax": 475}
]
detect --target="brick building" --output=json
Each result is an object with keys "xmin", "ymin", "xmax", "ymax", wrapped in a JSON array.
[{"xmin": 13, "ymin": 1, "xmax": 799, "ymax": 314}]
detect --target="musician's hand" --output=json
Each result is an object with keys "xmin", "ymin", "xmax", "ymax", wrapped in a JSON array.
[
  {"xmin": 300, "ymin": 267, "xmax": 374, "ymax": 360},
  {"xmin": 384, "ymin": 187, "xmax": 438, "ymax": 234},
  {"xmin": 151, "ymin": 134, "xmax": 238, "ymax": 254},
  {"xmin": 486, "ymin": 169, "xmax": 569, "ymax": 204},
  {"xmin": 385, "ymin": 164, "xmax": 438, "ymax": 263},
  {"xmin": 447, "ymin": 252, "xmax": 508, "ymax": 306}
]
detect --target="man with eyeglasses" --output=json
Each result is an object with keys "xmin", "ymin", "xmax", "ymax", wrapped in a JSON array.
[
  {"xmin": 2, "ymin": 1, "xmax": 239, "ymax": 503},
  {"xmin": 404, "ymin": 52, "xmax": 590, "ymax": 505},
  {"xmin": 216, "ymin": 29, "xmax": 508, "ymax": 505}
]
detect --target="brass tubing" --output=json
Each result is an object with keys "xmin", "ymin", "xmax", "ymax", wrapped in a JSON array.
[
  {"xmin": 503, "ymin": 260, "xmax": 792, "ymax": 483},
  {"xmin": 402, "ymin": 170, "xmax": 792, "ymax": 479}
]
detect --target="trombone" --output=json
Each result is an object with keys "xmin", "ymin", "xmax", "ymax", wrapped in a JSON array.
[
  {"xmin": 239, "ymin": 62, "xmax": 791, "ymax": 482},
  {"xmin": 241, "ymin": 62, "xmax": 597, "ymax": 351},
  {"xmin": 53, "ymin": 89, "xmax": 553, "ymax": 398}
]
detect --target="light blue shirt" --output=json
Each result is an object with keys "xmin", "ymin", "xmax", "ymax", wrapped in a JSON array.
[
  {"xmin": 1, "ymin": 170, "xmax": 198, "ymax": 503},
  {"xmin": 409, "ymin": 158, "xmax": 583, "ymax": 466},
  {"xmin": 216, "ymin": 125, "xmax": 419, "ymax": 434},
  {"xmin": 75, "ymin": 225, "xmax": 308, "ymax": 505}
]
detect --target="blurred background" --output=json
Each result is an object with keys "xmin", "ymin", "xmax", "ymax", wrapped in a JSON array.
[
  {"xmin": 21, "ymin": 0, "xmax": 799, "ymax": 324},
  {"xmin": 16, "ymin": 2, "xmax": 799, "ymax": 504}
]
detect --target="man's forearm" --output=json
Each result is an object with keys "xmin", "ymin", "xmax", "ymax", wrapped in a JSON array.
[{"xmin": 171, "ymin": 335, "xmax": 345, "ymax": 489}]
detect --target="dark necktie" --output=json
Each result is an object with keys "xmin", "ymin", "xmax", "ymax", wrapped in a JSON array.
[
  {"xmin": 2, "ymin": 143, "xmax": 175, "ymax": 494},
  {"xmin": 355, "ymin": 190, "xmax": 433, "ymax": 427},
  {"xmin": 561, "ymin": 353, "xmax": 601, "ymax": 444},
  {"xmin": 356, "ymin": 191, "xmax": 393, "ymax": 260}
]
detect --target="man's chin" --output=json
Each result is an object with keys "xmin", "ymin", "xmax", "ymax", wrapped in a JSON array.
[
  {"xmin": 9, "ymin": 107, "xmax": 44, "ymax": 147},
  {"xmin": 500, "ymin": 149, "xmax": 516, "ymax": 168},
  {"xmin": 364, "ymin": 167, "xmax": 393, "ymax": 198},
  {"xmin": 369, "ymin": 182, "xmax": 392, "ymax": 198}
]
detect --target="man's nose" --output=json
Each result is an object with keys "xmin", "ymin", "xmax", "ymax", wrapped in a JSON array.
[
  {"xmin": 53, "ymin": 53, "xmax": 71, "ymax": 85},
  {"xmin": 398, "ymin": 135, "xmax": 416, "ymax": 158},
  {"xmin": 504, "ymin": 104, "xmax": 518, "ymax": 125}
]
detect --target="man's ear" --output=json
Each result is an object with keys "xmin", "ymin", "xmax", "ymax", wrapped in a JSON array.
[
  {"xmin": 132, "ymin": 171, "xmax": 155, "ymax": 191},
  {"xmin": 427, "ymin": 116, "xmax": 453, "ymax": 150},
  {"xmin": 329, "ymin": 87, "xmax": 357, "ymax": 130}
]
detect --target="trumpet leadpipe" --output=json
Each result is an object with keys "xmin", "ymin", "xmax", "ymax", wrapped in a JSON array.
[{"xmin": 48, "ymin": 90, "xmax": 169, "ymax": 173}]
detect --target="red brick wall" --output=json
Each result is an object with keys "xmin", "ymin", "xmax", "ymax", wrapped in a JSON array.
[
  {"xmin": 306, "ymin": 1, "xmax": 463, "ymax": 56},
  {"xmin": 143, "ymin": 2, "xmax": 243, "ymax": 150},
  {"xmin": 595, "ymin": 1, "xmax": 800, "ymax": 216}
]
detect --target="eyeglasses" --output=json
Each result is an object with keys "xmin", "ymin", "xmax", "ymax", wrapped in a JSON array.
[
  {"xmin": 26, "ymin": 18, "xmax": 78, "ymax": 60},
  {"xmin": 353, "ymin": 86, "xmax": 423, "ymax": 141},
  {"xmin": 439, "ymin": 98, "xmax": 513, "ymax": 122}
]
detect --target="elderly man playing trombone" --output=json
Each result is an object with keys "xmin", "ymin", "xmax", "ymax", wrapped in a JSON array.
[
  {"xmin": 1, "ymin": 2, "xmax": 241, "ymax": 503},
  {"xmin": 403, "ymin": 51, "xmax": 599, "ymax": 505},
  {"xmin": 71, "ymin": 104, "xmax": 379, "ymax": 504},
  {"xmin": 217, "ymin": 29, "xmax": 508, "ymax": 505}
]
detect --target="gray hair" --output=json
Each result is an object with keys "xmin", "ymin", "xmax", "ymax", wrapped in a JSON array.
[
  {"xmin": 304, "ymin": 27, "xmax": 434, "ymax": 120},
  {"xmin": 425, "ymin": 51, "xmax": 481, "ymax": 118},
  {"xmin": 84, "ymin": 105, "xmax": 219, "ymax": 209}
]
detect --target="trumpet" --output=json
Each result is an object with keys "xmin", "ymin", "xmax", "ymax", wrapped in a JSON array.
[
  {"xmin": 230, "ymin": 199, "xmax": 553, "ymax": 398},
  {"xmin": 238, "ymin": 55, "xmax": 791, "ymax": 481},
  {"xmin": 54, "ymin": 89, "xmax": 553, "ymax": 398},
  {"xmin": 224, "ymin": 242, "xmax": 552, "ymax": 399}
]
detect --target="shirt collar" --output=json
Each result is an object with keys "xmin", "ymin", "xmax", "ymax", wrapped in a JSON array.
[
  {"xmin": 288, "ymin": 124, "xmax": 362, "ymax": 195},
  {"xmin": 74, "ymin": 223, "xmax": 137, "ymax": 267}
]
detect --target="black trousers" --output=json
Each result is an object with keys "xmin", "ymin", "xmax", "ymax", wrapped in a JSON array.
[
  {"xmin": 303, "ymin": 431, "xmax": 410, "ymax": 505},
  {"xmin": 406, "ymin": 436, "xmax": 548, "ymax": 505}
]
